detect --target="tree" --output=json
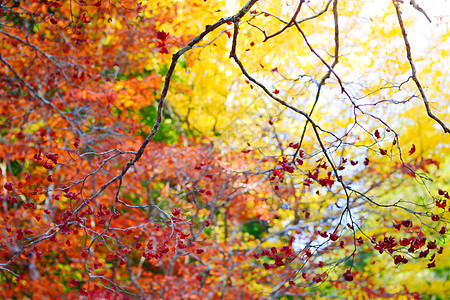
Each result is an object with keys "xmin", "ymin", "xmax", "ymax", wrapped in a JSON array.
[{"xmin": 0, "ymin": 0, "xmax": 449, "ymax": 299}]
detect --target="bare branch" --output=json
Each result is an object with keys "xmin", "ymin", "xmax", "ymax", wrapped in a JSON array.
[
  {"xmin": 393, "ymin": 1, "xmax": 449, "ymax": 133},
  {"xmin": 409, "ymin": 0, "xmax": 432, "ymax": 23}
]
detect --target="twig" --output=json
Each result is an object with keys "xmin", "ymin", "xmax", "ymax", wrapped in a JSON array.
[
  {"xmin": 393, "ymin": 1, "xmax": 449, "ymax": 133},
  {"xmin": 409, "ymin": 0, "xmax": 432, "ymax": 23}
]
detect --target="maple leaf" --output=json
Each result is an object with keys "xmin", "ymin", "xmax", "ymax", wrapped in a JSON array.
[
  {"xmin": 393, "ymin": 255, "xmax": 408, "ymax": 264},
  {"xmin": 157, "ymin": 30, "xmax": 169, "ymax": 41}
]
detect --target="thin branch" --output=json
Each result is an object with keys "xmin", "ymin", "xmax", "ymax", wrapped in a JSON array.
[
  {"xmin": 0, "ymin": 54, "xmax": 78, "ymax": 131},
  {"xmin": 264, "ymin": 0, "xmax": 305, "ymax": 41},
  {"xmin": 393, "ymin": 1, "xmax": 449, "ymax": 133},
  {"xmin": 293, "ymin": 0, "xmax": 340, "ymax": 162},
  {"xmin": 409, "ymin": 0, "xmax": 432, "ymax": 23}
]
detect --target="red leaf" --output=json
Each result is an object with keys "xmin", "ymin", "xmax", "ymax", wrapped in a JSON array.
[
  {"xmin": 379, "ymin": 148, "xmax": 387, "ymax": 155},
  {"xmin": 80, "ymin": 288, "xmax": 88, "ymax": 296},
  {"xmin": 172, "ymin": 207, "xmax": 181, "ymax": 216},
  {"xmin": 319, "ymin": 231, "xmax": 328, "ymax": 238},
  {"xmin": 393, "ymin": 255, "xmax": 408, "ymax": 264},
  {"xmin": 436, "ymin": 199, "xmax": 446, "ymax": 209},
  {"xmin": 69, "ymin": 279, "xmax": 79, "ymax": 287},
  {"xmin": 419, "ymin": 249, "xmax": 429, "ymax": 258},
  {"xmin": 159, "ymin": 46, "xmax": 169, "ymax": 54},
  {"xmin": 329, "ymin": 233, "xmax": 339, "ymax": 241},
  {"xmin": 43, "ymin": 162, "xmax": 54, "ymax": 170},
  {"xmin": 408, "ymin": 144, "xmax": 416, "ymax": 155},
  {"xmin": 399, "ymin": 238, "xmax": 410, "ymax": 246},
  {"xmin": 343, "ymin": 269, "xmax": 353, "ymax": 281},
  {"xmin": 17, "ymin": 229, "xmax": 24, "ymax": 240},
  {"xmin": 4, "ymin": 182, "xmax": 13, "ymax": 191},
  {"xmin": 427, "ymin": 240, "xmax": 437, "ymax": 250},
  {"xmin": 431, "ymin": 214, "xmax": 440, "ymax": 221},
  {"xmin": 375, "ymin": 129, "xmax": 380, "ymax": 139},
  {"xmin": 412, "ymin": 237, "xmax": 426, "ymax": 249},
  {"xmin": 156, "ymin": 30, "xmax": 169, "ymax": 41},
  {"xmin": 364, "ymin": 158, "xmax": 369, "ymax": 166},
  {"xmin": 401, "ymin": 219, "xmax": 412, "ymax": 227},
  {"xmin": 393, "ymin": 223, "xmax": 401, "ymax": 230},
  {"xmin": 94, "ymin": 262, "xmax": 102, "ymax": 269}
]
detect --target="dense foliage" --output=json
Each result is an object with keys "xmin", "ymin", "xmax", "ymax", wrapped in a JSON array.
[{"xmin": 0, "ymin": 0, "xmax": 449, "ymax": 299}]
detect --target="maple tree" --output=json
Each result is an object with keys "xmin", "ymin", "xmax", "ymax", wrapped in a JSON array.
[{"xmin": 0, "ymin": 0, "xmax": 449, "ymax": 299}]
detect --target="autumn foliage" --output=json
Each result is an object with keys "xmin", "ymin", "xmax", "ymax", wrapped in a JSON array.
[{"xmin": 0, "ymin": 0, "xmax": 449, "ymax": 299}]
